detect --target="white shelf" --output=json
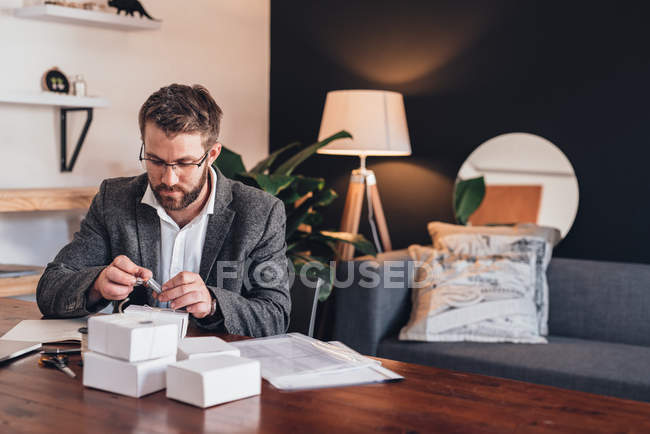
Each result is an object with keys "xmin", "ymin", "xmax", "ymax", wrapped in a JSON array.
[
  {"xmin": 0, "ymin": 92, "xmax": 109, "ymax": 108},
  {"xmin": 14, "ymin": 4, "xmax": 161, "ymax": 30}
]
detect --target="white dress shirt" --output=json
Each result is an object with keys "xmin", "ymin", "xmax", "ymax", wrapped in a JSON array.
[{"xmin": 141, "ymin": 166, "xmax": 217, "ymax": 308}]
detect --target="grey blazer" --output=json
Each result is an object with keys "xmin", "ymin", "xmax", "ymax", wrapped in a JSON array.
[{"xmin": 36, "ymin": 168, "xmax": 291, "ymax": 337}]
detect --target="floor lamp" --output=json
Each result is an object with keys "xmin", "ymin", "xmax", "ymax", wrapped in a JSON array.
[{"xmin": 317, "ymin": 90, "xmax": 411, "ymax": 260}]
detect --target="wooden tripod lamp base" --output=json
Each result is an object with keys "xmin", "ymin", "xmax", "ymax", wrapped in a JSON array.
[
  {"xmin": 316, "ymin": 89, "xmax": 412, "ymax": 260},
  {"xmin": 338, "ymin": 167, "xmax": 392, "ymax": 260}
]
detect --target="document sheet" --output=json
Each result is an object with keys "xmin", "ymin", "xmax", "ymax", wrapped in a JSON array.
[
  {"xmin": 1, "ymin": 319, "xmax": 85, "ymax": 343},
  {"xmin": 231, "ymin": 333, "xmax": 403, "ymax": 390}
]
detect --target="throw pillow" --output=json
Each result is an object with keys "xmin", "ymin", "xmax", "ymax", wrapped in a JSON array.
[
  {"xmin": 399, "ymin": 245, "xmax": 547, "ymax": 343},
  {"xmin": 427, "ymin": 222, "xmax": 559, "ymax": 335}
]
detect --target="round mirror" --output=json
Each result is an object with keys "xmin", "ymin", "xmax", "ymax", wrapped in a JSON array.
[{"xmin": 457, "ymin": 132, "xmax": 579, "ymax": 239}]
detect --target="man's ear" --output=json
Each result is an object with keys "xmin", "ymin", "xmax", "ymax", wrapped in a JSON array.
[{"xmin": 208, "ymin": 142, "xmax": 222, "ymax": 164}]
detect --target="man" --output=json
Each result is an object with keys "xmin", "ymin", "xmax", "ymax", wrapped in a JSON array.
[{"xmin": 37, "ymin": 84, "xmax": 290, "ymax": 337}]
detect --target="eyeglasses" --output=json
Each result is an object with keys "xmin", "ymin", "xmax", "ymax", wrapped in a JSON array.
[{"xmin": 139, "ymin": 143, "xmax": 210, "ymax": 173}]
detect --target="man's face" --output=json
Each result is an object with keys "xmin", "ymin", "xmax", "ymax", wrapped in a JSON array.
[{"xmin": 142, "ymin": 122, "xmax": 218, "ymax": 212}]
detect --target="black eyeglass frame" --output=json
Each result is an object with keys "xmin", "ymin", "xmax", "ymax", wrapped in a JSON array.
[{"xmin": 138, "ymin": 142, "xmax": 211, "ymax": 171}]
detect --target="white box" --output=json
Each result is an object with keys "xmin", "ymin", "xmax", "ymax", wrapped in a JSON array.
[
  {"xmin": 124, "ymin": 305, "xmax": 189, "ymax": 339},
  {"xmin": 88, "ymin": 313, "xmax": 178, "ymax": 362},
  {"xmin": 83, "ymin": 351, "xmax": 176, "ymax": 398},
  {"xmin": 177, "ymin": 337, "xmax": 241, "ymax": 361},
  {"xmin": 166, "ymin": 355, "xmax": 261, "ymax": 408}
]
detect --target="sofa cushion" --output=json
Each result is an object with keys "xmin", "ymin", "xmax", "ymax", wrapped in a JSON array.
[
  {"xmin": 378, "ymin": 335, "xmax": 650, "ymax": 402},
  {"xmin": 547, "ymin": 258, "xmax": 650, "ymax": 347}
]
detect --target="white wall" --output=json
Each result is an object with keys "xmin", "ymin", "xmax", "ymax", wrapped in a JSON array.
[{"xmin": 0, "ymin": 0, "xmax": 270, "ymax": 267}]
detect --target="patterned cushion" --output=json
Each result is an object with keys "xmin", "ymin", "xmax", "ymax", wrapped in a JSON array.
[
  {"xmin": 399, "ymin": 245, "xmax": 546, "ymax": 343},
  {"xmin": 427, "ymin": 222, "xmax": 559, "ymax": 335}
]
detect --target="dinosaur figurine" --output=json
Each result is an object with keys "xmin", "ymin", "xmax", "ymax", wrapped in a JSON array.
[{"xmin": 108, "ymin": 0, "xmax": 158, "ymax": 20}]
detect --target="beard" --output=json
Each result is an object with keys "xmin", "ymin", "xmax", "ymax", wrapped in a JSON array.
[{"xmin": 151, "ymin": 164, "xmax": 209, "ymax": 212}]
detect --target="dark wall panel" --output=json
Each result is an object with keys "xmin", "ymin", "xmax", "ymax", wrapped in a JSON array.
[{"xmin": 270, "ymin": 0, "xmax": 650, "ymax": 263}]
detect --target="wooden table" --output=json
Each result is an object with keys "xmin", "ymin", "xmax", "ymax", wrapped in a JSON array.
[{"xmin": 1, "ymin": 299, "xmax": 649, "ymax": 433}]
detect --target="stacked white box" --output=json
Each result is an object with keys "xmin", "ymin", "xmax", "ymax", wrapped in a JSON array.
[
  {"xmin": 88, "ymin": 313, "xmax": 178, "ymax": 362},
  {"xmin": 177, "ymin": 337, "xmax": 240, "ymax": 361},
  {"xmin": 166, "ymin": 355, "xmax": 261, "ymax": 408},
  {"xmin": 124, "ymin": 305, "xmax": 189, "ymax": 339},
  {"xmin": 83, "ymin": 352, "xmax": 176, "ymax": 398},
  {"xmin": 84, "ymin": 313, "xmax": 179, "ymax": 398}
]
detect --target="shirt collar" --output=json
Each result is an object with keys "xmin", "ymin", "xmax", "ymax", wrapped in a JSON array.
[{"xmin": 141, "ymin": 166, "xmax": 217, "ymax": 226}]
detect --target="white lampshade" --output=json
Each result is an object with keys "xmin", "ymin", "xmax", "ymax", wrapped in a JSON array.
[{"xmin": 317, "ymin": 90, "xmax": 412, "ymax": 157}]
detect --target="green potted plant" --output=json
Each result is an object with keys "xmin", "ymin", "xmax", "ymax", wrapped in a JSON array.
[
  {"xmin": 453, "ymin": 176, "xmax": 486, "ymax": 225},
  {"xmin": 213, "ymin": 131, "xmax": 376, "ymax": 301}
]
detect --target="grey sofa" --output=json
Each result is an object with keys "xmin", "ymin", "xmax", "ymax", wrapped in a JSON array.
[{"xmin": 328, "ymin": 250, "xmax": 650, "ymax": 402}]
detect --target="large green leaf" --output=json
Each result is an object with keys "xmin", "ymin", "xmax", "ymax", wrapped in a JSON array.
[
  {"xmin": 273, "ymin": 131, "xmax": 352, "ymax": 176},
  {"xmin": 237, "ymin": 173, "xmax": 295, "ymax": 196},
  {"xmin": 303, "ymin": 211, "xmax": 323, "ymax": 227},
  {"xmin": 454, "ymin": 176, "xmax": 486, "ymax": 225},
  {"xmin": 213, "ymin": 135, "xmax": 377, "ymax": 302},
  {"xmin": 286, "ymin": 231, "xmax": 312, "ymax": 254},
  {"xmin": 293, "ymin": 175, "xmax": 325, "ymax": 195},
  {"xmin": 285, "ymin": 198, "xmax": 314, "ymax": 238},
  {"xmin": 213, "ymin": 146, "xmax": 246, "ymax": 179},
  {"xmin": 285, "ymin": 187, "xmax": 335, "ymax": 237},
  {"xmin": 277, "ymin": 187, "xmax": 302, "ymax": 207},
  {"xmin": 316, "ymin": 231, "xmax": 377, "ymax": 256},
  {"xmin": 313, "ymin": 188, "xmax": 338, "ymax": 207},
  {"xmin": 249, "ymin": 141, "xmax": 300, "ymax": 174}
]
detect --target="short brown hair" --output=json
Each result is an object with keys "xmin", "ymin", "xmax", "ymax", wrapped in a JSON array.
[{"xmin": 138, "ymin": 84, "xmax": 223, "ymax": 149}]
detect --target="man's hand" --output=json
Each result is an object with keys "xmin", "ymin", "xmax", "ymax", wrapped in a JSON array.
[
  {"xmin": 89, "ymin": 255, "xmax": 152, "ymax": 304},
  {"xmin": 157, "ymin": 271, "xmax": 213, "ymax": 319}
]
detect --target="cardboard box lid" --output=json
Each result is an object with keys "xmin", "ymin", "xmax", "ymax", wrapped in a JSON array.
[{"xmin": 178, "ymin": 337, "xmax": 238, "ymax": 355}]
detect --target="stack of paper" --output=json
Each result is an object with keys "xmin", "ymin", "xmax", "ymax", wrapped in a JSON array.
[{"xmin": 230, "ymin": 333, "xmax": 403, "ymax": 391}]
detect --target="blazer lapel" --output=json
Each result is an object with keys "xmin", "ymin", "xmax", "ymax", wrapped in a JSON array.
[
  {"xmin": 199, "ymin": 168, "xmax": 235, "ymax": 280},
  {"xmin": 135, "ymin": 193, "xmax": 161, "ymax": 281},
  {"xmin": 128, "ymin": 177, "xmax": 161, "ymax": 307}
]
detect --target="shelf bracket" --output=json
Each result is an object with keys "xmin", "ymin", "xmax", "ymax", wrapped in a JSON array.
[{"xmin": 60, "ymin": 107, "xmax": 93, "ymax": 172}]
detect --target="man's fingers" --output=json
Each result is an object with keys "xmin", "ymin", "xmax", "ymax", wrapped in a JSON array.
[
  {"xmin": 105, "ymin": 266, "xmax": 137, "ymax": 286},
  {"xmin": 100, "ymin": 281, "xmax": 133, "ymax": 300},
  {"xmin": 185, "ymin": 301, "xmax": 210, "ymax": 315},
  {"xmin": 158, "ymin": 283, "xmax": 194, "ymax": 303},
  {"xmin": 112, "ymin": 255, "xmax": 152, "ymax": 281},
  {"xmin": 169, "ymin": 291, "xmax": 203, "ymax": 310},
  {"xmin": 162, "ymin": 271, "xmax": 198, "ymax": 291},
  {"xmin": 136, "ymin": 267, "xmax": 153, "ymax": 281},
  {"xmin": 112, "ymin": 255, "xmax": 139, "ymax": 274}
]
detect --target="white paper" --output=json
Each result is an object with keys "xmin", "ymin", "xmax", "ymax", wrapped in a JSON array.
[
  {"xmin": 0, "ymin": 319, "xmax": 85, "ymax": 343},
  {"xmin": 0, "ymin": 340, "xmax": 42, "ymax": 362},
  {"xmin": 232, "ymin": 334, "xmax": 392, "ymax": 383},
  {"xmin": 232, "ymin": 334, "xmax": 366, "ymax": 380},
  {"xmin": 231, "ymin": 334, "xmax": 404, "ymax": 391}
]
